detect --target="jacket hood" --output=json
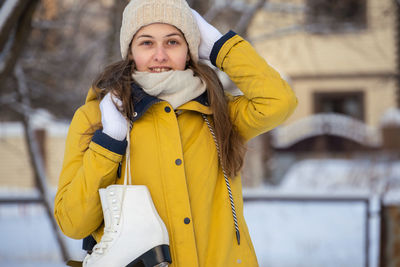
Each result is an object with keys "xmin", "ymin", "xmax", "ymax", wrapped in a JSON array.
[{"xmin": 85, "ymin": 87, "xmax": 98, "ymax": 104}]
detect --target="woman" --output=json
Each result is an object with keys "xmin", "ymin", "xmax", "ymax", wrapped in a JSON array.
[{"xmin": 54, "ymin": 0, "xmax": 297, "ymax": 266}]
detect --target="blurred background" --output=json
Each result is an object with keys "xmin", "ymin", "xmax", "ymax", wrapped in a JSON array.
[{"xmin": 1, "ymin": 0, "xmax": 399, "ymax": 266}]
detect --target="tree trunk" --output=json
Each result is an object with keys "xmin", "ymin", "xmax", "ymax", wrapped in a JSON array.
[
  {"xmin": 0, "ymin": 0, "xmax": 72, "ymax": 260},
  {"xmin": 15, "ymin": 65, "xmax": 71, "ymax": 261},
  {"xmin": 396, "ymin": 0, "xmax": 400, "ymax": 107}
]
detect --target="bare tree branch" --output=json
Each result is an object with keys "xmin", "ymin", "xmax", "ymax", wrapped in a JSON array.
[
  {"xmin": 0, "ymin": 0, "xmax": 39, "ymax": 83},
  {"xmin": 203, "ymin": 3, "xmax": 226, "ymax": 21},
  {"xmin": 235, "ymin": 0, "xmax": 268, "ymax": 37},
  {"xmin": 0, "ymin": 27, "xmax": 15, "ymax": 74},
  {"xmin": 0, "ymin": 92, "xmax": 17, "ymax": 105},
  {"xmin": 61, "ymin": 0, "xmax": 92, "ymax": 55},
  {"xmin": 105, "ymin": 0, "xmax": 126, "ymax": 61},
  {"xmin": 0, "ymin": 0, "xmax": 29, "ymax": 51}
]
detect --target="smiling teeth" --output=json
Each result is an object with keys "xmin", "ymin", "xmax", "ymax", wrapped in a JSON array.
[{"xmin": 151, "ymin": 67, "xmax": 170, "ymax": 73}]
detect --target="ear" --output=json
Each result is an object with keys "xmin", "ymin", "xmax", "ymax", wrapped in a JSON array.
[
  {"xmin": 128, "ymin": 40, "xmax": 134, "ymax": 60},
  {"xmin": 128, "ymin": 49, "xmax": 134, "ymax": 61}
]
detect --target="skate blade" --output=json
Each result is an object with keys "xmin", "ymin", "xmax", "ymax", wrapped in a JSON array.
[
  {"xmin": 66, "ymin": 260, "xmax": 83, "ymax": 267},
  {"xmin": 126, "ymin": 244, "xmax": 171, "ymax": 267}
]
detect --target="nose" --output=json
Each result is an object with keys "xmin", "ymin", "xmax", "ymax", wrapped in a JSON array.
[{"xmin": 153, "ymin": 45, "xmax": 168, "ymax": 62}]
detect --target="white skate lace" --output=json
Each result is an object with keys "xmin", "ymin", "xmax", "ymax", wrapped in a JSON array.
[{"xmin": 90, "ymin": 227, "xmax": 117, "ymax": 255}]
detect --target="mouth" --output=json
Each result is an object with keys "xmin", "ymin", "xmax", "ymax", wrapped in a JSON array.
[{"xmin": 149, "ymin": 67, "xmax": 172, "ymax": 73}]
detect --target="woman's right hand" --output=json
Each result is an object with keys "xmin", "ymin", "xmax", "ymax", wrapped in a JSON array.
[
  {"xmin": 100, "ymin": 92, "xmax": 128, "ymax": 141},
  {"xmin": 191, "ymin": 9, "xmax": 222, "ymax": 60}
]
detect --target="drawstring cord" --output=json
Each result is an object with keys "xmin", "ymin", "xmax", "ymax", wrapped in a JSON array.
[{"xmin": 202, "ymin": 114, "xmax": 241, "ymax": 245}]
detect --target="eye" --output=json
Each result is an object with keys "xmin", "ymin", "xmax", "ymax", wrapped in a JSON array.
[
  {"xmin": 140, "ymin": 40, "xmax": 153, "ymax": 46},
  {"xmin": 167, "ymin": 39, "xmax": 179, "ymax": 45}
]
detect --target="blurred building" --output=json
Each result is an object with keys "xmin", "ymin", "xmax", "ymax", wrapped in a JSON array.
[
  {"xmin": 0, "ymin": 111, "xmax": 68, "ymax": 188},
  {"xmin": 249, "ymin": 0, "xmax": 397, "ymax": 127},
  {"xmin": 241, "ymin": 0, "xmax": 399, "ymax": 185},
  {"xmin": 244, "ymin": 1, "xmax": 400, "ymax": 264}
]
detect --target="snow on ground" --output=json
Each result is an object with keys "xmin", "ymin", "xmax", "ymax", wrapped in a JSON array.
[
  {"xmin": 0, "ymin": 203, "xmax": 84, "ymax": 267},
  {"xmin": 242, "ymin": 157, "xmax": 399, "ymax": 267},
  {"xmin": 0, "ymin": 196, "xmax": 377, "ymax": 267},
  {"xmin": 244, "ymin": 201, "xmax": 368, "ymax": 267},
  {"xmin": 1, "ymin": 158, "xmax": 397, "ymax": 266}
]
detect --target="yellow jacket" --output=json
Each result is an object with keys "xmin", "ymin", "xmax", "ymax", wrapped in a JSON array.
[{"xmin": 54, "ymin": 32, "xmax": 297, "ymax": 267}]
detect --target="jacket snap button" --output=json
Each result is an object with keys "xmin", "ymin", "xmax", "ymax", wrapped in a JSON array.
[
  {"xmin": 164, "ymin": 106, "xmax": 171, "ymax": 113},
  {"xmin": 133, "ymin": 112, "xmax": 138, "ymax": 117},
  {"xmin": 184, "ymin": 217, "xmax": 190, "ymax": 224},
  {"xmin": 175, "ymin": 159, "xmax": 182, "ymax": 165}
]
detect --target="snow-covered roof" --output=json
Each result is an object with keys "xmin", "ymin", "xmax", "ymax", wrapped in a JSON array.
[
  {"xmin": 271, "ymin": 113, "xmax": 382, "ymax": 148},
  {"xmin": 380, "ymin": 107, "xmax": 400, "ymax": 127},
  {"xmin": 0, "ymin": 109, "xmax": 69, "ymax": 138}
]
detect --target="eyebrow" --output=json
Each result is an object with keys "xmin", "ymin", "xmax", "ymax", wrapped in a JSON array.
[
  {"xmin": 136, "ymin": 32, "xmax": 184, "ymax": 39},
  {"xmin": 165, "ymin": 33, "xmax": 183, "ymax": 38},
  {"xmin": 136, "ymin": 34, "xmax": 154, "ymax": 39}
]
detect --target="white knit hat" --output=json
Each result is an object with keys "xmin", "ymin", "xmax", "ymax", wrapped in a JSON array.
[{"xmin": 120, "ymin": 0, "xmax": 200, "ymax": 62}]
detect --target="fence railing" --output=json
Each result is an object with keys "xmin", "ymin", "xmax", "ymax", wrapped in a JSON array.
[{"xmin": 243, "ymin": 191, "xmax": 382, "ymax": 267}]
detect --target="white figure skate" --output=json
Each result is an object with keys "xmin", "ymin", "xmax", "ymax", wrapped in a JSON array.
[{"xmin": 83, "ymin": 185, "xmax": 171, "ymax": 267}]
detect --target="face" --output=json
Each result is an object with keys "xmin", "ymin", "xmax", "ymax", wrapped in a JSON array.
[{"xmin": 130, "ymin": 23, "xmax": 190, "ymax": 73}]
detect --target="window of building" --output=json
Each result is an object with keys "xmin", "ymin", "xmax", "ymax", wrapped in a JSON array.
[
  {"xmin": 313, "ymin": 91, "xmax": 365, "ymax": 121},
  {"xmin": 306, "ymin": 0, "xmax": 367, "ymax": 33}
]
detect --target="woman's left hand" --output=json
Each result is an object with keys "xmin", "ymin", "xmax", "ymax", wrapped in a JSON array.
[
  {"xmin": 100, "ymin": 92, "xmax": 128, "ymax": 141},
  {"xmin": 191, "ymin": 9, "xmax": 222, "ymax": 60}
]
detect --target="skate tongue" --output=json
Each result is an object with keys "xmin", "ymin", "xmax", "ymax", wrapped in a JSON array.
[{"xmin": 103, "ymin": 206, "xmax": 112, "ymax": 227}]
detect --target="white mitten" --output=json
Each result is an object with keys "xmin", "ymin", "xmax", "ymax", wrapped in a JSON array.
[
  {"xmin": 191, "ymin": 9, "xmax": 222, "ymax": 60},
  {"xmin": 100, "ymin": 92, "xmax": 128, "ymax": 141}
]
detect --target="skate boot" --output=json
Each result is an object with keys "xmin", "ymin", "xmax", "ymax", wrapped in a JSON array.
[{"xmin": 83, "ymin": 185, "xmax": 171, "ymax": 267}]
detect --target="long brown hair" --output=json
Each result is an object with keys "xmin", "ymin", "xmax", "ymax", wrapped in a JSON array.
[{"xmin": 92, "ymin": 56, "xmax": 246, "ymax": 177}]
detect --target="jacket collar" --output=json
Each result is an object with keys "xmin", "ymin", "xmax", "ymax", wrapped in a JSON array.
[
  {"xmin": 84, "ymin": 83, "xmax": 211, "ymax": 122},
  {"xmin": 131, "ymin": 83, "xmax": 211, "ymax": 122},
  {"xmin": 131, "ymin": 83, "xmax": 160, "ymax": 122}
]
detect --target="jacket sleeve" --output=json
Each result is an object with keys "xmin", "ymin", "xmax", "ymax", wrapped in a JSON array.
[
  {"xmin": 211, "ymin": 31, "xmax": 298, "ymax": 141},
  {"xmin": 54, "ymin": 105, "xmax": 127, "ymax": 239}
]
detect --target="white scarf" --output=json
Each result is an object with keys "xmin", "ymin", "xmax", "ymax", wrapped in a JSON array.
[{"xmin": 132, "ymin": 69, "xmax": 206, "ymax": 109}]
